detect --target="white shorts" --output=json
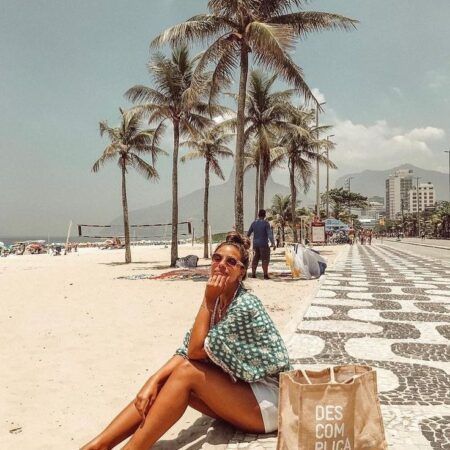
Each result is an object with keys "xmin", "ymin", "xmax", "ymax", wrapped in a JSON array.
[{"xmin": 250, "ymin": 376, "xmax": 279, "ymax": 433}]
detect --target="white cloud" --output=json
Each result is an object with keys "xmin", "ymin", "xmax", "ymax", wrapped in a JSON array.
[
  {"xmin": 311, "ymin": 88, "xmax": 326, "ymax": 104},
  {"xmin": 404, "ymin": 127, "xmax": 445, "ymax": 141},
  {"xmin": 329, "ymin": 118, "xmax": 446, "ymax": 175}
]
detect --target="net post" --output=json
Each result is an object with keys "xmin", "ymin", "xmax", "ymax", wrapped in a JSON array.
[
  {"xmin": 208, "ymin": 225, "xmax": 213, "ymax": 259},
  {"xmin": 65, "ymin": 220, "xmax": 72, "ymax": 255}
]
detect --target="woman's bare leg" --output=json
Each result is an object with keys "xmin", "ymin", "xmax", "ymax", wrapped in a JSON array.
[
  {"xmin": 122, "ymin": 360, "xmax": 264, "ymax": 450},
  {"xmin": 80, "ymin": 388, "xmax": 220, "ymax": 449},
  {"xmin": 80, "ymin": 400, "xmax": 141, "ymax": 450}
]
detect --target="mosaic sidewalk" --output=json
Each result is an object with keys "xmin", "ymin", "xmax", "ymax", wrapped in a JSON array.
[{"xmin": 224, "ymin": 244, "xmax": 450, "ymax": 449}]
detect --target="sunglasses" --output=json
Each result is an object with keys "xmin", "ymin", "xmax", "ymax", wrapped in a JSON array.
[{"xmin": 211, "ymin": 253, "xmax": 244, "ymax": 268}]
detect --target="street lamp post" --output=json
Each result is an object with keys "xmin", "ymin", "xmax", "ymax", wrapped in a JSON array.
[
  {"xmin": 326, "ymin": 134, "xmax": 335, "ymax": 218},
  {"xmin": 346, "ymin": 176, "xmax": 354, "ymax": 210},
  {"xmin": 414, "ymin": 176, "xmax": 421, "ymax": 237},
  {"xmin": 315, "ymin": 102, "xmax": 326, "ymax": 218},
  {"xmin": 445, "ymin": 150, "xmax": 450, "ymax": 201},
  {"xmin": 346, "ymin": 176, "xmax": 354, "ymax": 227}
]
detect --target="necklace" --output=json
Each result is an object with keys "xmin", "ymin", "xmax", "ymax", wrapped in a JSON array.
[{"xmin": 210, "ymin": 283, "xmax": 241, "ymax": 327}]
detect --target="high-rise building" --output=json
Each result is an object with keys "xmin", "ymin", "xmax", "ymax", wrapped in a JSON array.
[
  {"xmin": 409, "ymin": 182, "xmax": 436, "ymax": 213},
  {"xmin": 360, "ymin": 201, "xmax": 385, "ymax": 219},
  {"xmin": 385, "ymin": 169, "xmax": 413, "ymax": 219}
]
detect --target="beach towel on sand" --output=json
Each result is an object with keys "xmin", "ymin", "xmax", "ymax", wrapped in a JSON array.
[{"xmin": 175, "ymin": 285, "xmax": 291, "ymax": 382}]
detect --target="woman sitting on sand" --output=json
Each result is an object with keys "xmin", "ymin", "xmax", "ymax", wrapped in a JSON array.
[{"xmin": 81, "ymin": 232, "xmax": 291, "ymax": 450}]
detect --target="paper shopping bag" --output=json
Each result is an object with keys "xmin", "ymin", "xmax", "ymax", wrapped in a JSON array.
[{"xmin": 277, "ymin": 365, "xmax": 387, "ymax": 450}]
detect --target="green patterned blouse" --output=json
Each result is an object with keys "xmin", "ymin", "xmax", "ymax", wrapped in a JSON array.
[{"xmin": 175, "ymin": 284, "xmax": 292, "ymax": 383}]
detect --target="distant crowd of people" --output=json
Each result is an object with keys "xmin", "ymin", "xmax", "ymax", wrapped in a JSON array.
[{"xmin": 347, "ymin": 229, "xmax": 373, "ymax": 245}]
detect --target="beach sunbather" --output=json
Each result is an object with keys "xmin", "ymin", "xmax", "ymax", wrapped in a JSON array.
[{"xmin": 80, "ymin": 231, "xmax": 291, "ymax": 450}]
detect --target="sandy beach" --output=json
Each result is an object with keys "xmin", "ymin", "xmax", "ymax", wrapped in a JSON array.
[{"xmin": 1, "ymin": 243, "xmax": 344, "ymax": 450}]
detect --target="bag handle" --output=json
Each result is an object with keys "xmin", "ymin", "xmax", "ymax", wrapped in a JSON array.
[
  {"xmin": 300, "ymin": 369, "xmax": 312, "ymax": 384},
  {"xmin": 329, "ymin": 366, "xmax": 336, "ymax": 384},
  {"xmin": 300, "ymin": 368, "xmax": 336, "ymax": 384}
]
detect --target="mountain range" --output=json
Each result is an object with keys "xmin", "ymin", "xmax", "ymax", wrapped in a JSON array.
[
  {"xmin": 112, "ymin": 164, "xmax": 448, "ymax": 235},
  {"xmin": 112, "ymin": 168, "xmax": 290, "ymax": 235}
]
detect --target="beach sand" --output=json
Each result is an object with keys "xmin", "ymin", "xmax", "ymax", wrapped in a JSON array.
[{"xmin": 1, "ymin": 243, "xmax": 344, "ymax": 449}]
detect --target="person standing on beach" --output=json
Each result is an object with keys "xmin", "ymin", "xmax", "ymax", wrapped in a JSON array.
[
  {"xmin": 80, "ymin": 232, "xmax": 290, "ymax": 450},
  {"xmin": 247, "ymin": 209, "xmax": 276, "ymax": 280}
]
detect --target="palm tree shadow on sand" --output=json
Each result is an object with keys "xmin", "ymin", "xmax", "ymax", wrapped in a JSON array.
[{"xmin": 152, "ymin": 416, "xmax": 236, "ymax": 450}]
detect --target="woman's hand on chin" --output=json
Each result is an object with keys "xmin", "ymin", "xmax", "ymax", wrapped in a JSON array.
[{"xmin": 204, "ymin": 274, "xmax": 229, "ymax": 306}]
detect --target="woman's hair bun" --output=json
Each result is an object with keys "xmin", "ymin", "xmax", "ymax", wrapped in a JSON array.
[{"xmin": 225, "ymin": 231, "xmax": 251, "ymax": 250}]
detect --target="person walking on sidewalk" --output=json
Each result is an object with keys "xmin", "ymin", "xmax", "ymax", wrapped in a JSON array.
[{"xmin": 247, "ymin": 209, "xmax": 276, "ymax": 279}]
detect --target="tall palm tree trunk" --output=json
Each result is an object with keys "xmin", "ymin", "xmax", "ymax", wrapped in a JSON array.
[
  {"xmin": 203, "ymin": 159, "xmax": 210, "ymax": 259},
  {"xmin": 258, "ymin": 163, "xmax": 265, "ymax": 211},
  {"xmin": 121, "ymin": 160, "xmax": 132, "ymax": 263},
  {"xmin": 254, "ymin": 162, "xmax": 260, "ymax": 219},
  {"xmin": 170, "ymin": 120, "xmax": 180, "ymax": 267},
  {"xmin": 234, "ymin": 45, "xmax": 250, "ymax": 233},
  {"xmin": 289, "ymin": 162, "xmax": 298, "ymax": 243}
]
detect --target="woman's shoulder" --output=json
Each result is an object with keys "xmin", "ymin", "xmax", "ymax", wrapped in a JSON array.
[{"xmin": 232, "ymin": 288, "xmax": 264, "ymax": 313}]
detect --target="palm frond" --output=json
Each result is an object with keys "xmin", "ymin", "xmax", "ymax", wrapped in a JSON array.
[
  {"xmin": 92, "ymin": 144, "xmax": 121, "ymax": 172},
  {"xmin": 183, "ymin": 113, "xmax": 213, "ymax": 134},
  {"xmin": 214, "ymin": 145, "xmax": 234, "ymax": 157},
  {"xmin": 214, "ymin": 117, "xmax": 238, "ymax": 134},
  {"xmin": 294, "ymin": 157, "xmax": 313, "ymax": 192},
  {"xmin": 129, "ymin": 154, "xmax": 159, "ymax": 181},
  {"xmin": 180, "ymin": 140, "xmax": 202, "ymax": 151},
  {"xmin": 250, "ymin": 43, "xmax": 317, "ymax": 106},
  {"xmin": 270, "ymin": 11, "xmax": 358, "ymax": 37},
  {"xmin": 209, "ymin": 157, "xmax": 226, "ymax": 180},
  {"xmin": 124, "ymin": 85, "xmax": 169, "ymax": 105},
  {"xmin": 99, "ymin": 121, "xmax": 119, "ymax": 142},
  {"xmin": 246, "ymin": 21, "xmax": 297, "ymax": 52},
  {"xmin": 151, "ymin": 14, "xmax": 229, "ymax": 48},
  {"xmin": 180, "ymin": 150, "xmax": 204, "ymax": 163},
  {"xmin": 259, "ymin": 0, "xmax": 304, "ymax": 17}
]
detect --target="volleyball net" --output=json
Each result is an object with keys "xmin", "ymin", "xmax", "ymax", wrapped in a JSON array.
[{"xmin": 77, "ymin": 221, "xmax": 192, "ymax": 242}]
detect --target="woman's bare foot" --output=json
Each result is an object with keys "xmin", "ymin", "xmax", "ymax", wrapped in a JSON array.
[{"xmin": 79, "ymin": 436, "xmax": 110, "ymax": 450}]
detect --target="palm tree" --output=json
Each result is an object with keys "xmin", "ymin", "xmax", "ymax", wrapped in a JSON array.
[
  {"xmin": 125, "ymin": 46, "xmax": 225, "ymax": 266},
  {"xmin": 244, "ymin": 141, "xmax": 261, "ymax": 220},
  {"xmin": 244, "ymin": 138, "xmax": 286, "ymax": 220},
  {"xmin": 151, "ymin": 0, "xmax": 358, "ymax": 233},
  {"xmin": 181, "ymin": 125, "xmax": 234, "ymax": 258},
  {"xmin": 268, "ymin": 194, "xmax": 291, "ymax": 245},
  {"xmin": 278, "ymin": 108, "xmax": 336, "ymax": 242},
  {"xmin": 92, "ymin": 109, "xmax": 166, "ymax": 263},
  {"xmin": 245, "ymin": 70, "xmax": 298, "ymax": 210}
]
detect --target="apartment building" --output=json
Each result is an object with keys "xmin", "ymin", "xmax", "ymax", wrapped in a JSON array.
[
  {"xmin": 409, "ymin": 182, "xmax": 436, "ymax": 213},
  {"xmin": 385, "ymin": 169, "xmax": 413, "ymax": 219}
]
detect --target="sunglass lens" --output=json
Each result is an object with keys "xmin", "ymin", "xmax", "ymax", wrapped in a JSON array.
[{"xmin": 212, "ymin": 253, "xmax": 222, "ymax": 262}]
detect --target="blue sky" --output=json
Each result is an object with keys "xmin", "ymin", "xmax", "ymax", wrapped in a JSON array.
[{"xmin": 1, "ymin": 0, "xmax": 449, "ymax": 236}]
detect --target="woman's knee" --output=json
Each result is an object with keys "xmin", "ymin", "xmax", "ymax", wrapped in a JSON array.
[{"xmin": 170, "ymin": 359, "xmax": 203, "ymax": 386}]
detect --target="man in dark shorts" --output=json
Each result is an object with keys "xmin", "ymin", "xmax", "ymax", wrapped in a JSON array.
[{"xmin": 247, "ymin": 209, "xmax": 276, "ymax": 279}]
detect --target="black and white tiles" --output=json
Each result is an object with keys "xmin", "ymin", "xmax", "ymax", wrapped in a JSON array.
[
  {"xmin": 291, "ymin": 245, "xmax": 450, "ymax": 450},
  {"xmin": 223, "ymin": 244, "xmax": 449, "ymax": 449}
]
